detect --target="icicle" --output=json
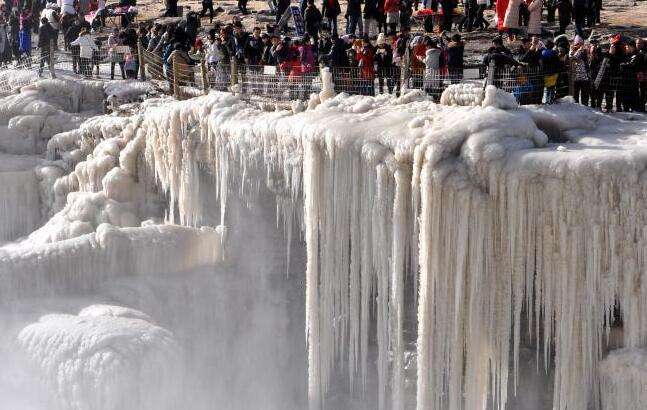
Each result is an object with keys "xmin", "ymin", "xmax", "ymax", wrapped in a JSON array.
[
  {"xmin": 390, "ymin": 166, "xmax": 409, "ymax": 410},
  {"xmin": 303, "ymin": 139, "xmax": 322, "ymax": 410}
]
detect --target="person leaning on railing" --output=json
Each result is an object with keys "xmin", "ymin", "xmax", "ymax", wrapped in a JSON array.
[{"xmin": 165, "ymin": 42, "xmax": 196, "ymax": 86}]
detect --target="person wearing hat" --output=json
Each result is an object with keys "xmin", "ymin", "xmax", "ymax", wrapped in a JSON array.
[{"xmin": 374, "ymin": 32, "xmax": 394, "ymax": 94}]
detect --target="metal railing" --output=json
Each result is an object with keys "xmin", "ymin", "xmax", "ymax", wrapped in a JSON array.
[{"xmin": 1, "ymin": 42, "xmax": 645, "ymax": 113}]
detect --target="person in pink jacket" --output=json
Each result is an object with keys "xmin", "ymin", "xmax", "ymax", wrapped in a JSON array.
[{"xmin": 526, "ymin": 0, "xmax": 542, "ymax": 36}]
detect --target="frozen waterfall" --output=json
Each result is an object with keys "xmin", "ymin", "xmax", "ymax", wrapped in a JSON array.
[{"xmin": 2, "ymin": 78, "xmax": 647, "ymax": 409}]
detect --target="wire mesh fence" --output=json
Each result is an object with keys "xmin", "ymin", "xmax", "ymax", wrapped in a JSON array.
[
  {"xmin": 407, "ymin": 65, "xmax": 487, "ymax": 101},
  {"xmin": 1, "ymin": 44, "xmax": 645, "ymax": 114}
]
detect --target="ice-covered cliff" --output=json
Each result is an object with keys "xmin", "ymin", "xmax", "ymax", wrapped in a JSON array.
[{"xmin": 2, "ymin": 77, "xmax": 647, "ymax": 409}]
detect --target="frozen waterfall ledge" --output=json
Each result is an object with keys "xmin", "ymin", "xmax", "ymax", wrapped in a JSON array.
[{"xmin": 0, "ymin": 224, "xmax": 224, "ymax": 301}]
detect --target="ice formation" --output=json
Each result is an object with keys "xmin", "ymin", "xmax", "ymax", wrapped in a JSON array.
[
  {"xmin": 2, "ymin": 73, "xmax": 647, "ymax": 410},
  {"xmin": 599, "ymin": 348, "xmax": 647, "ymax": 410},
  {"xmin": 112, "ymin": 90, "xmax": 645, "ymax": 410},
  {"xmin": 18, "ymin": 304, "xmax": 182, "ymax": 410}
]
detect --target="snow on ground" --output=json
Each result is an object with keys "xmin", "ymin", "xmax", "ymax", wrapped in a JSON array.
[{"xmin": 18, "ymin": 304, "xmax": 182, "ymax": 410}]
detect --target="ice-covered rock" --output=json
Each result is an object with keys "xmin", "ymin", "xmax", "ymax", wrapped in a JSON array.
[
  {"xmin": 18, "ymin": 305, "xmax": 183, "ymax": 410},
  {"xmin": 600, "ymin": 348, "xmax": 647, "ymax": 410}
]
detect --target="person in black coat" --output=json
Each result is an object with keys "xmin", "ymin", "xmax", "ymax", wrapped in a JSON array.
[
  {"xmin": 439, "ymin": 0, "xmax": 455, "ymax": 32},
  {"xmin": 556, "ymin": 0, "xmax": 572, "ymax": 35},
  {"xmin": 8, "ymin": 10, "xmax": 19, "ymax": 61},
  {"xmin": 446, "ymin": 33, "xmax": 464, "ymax": 82},
  {"xmin": 304, "ymin": 0, "xmax": 322, "ymax": 42},
  {"xmin": 244, "ymin": 26, "xmax": 263, "ymax": 64},
  {"xmin": 276, "ymin": 0, "xmax": 290, "ymax": 24},
  {"xmin": 345, "ymin": 0, "xmax": 362, "ymax": 35},
  {"xmin": 37, "ymin": 17, "xmax": 56, "ymax": 77},
  {"xmin": 374, "ymin": 33, "xmax": 394, "ymax": 93},
  {"xmin": 322, "ymin": 0, "xmax": 341, "ymax": 35}
]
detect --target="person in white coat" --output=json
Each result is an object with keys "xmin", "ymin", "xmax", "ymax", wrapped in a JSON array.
[
  {"xmin": 526, "ymin": 0, "xmax": 542, "ymax": 36},
  {"xmin": 58, "ymin": 0, "xmax": 77, "ymax": 16},
  {"xmin": 70, "ymin": 29, "xmax": 98, "ymax": 77},
  {"xmin": 503, "ymin": 0, "xmax": 522, "ymax": 42}
]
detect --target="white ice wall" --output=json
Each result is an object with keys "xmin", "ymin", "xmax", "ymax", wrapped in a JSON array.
[{"xmin": 125, "ymin": 90, "xmax": 647, "ymax": 410}]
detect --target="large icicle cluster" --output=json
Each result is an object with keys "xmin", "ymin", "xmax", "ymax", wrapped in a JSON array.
[
  {"xmin": 18, "ymin": 304, "xmax": 182, "ymax": 410},
  {"xmin": 115, "ymin": 89, "xmax": 647, "ymax": 410}
]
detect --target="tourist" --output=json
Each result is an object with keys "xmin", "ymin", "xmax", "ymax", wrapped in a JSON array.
[
  {"xmin": 540, "ymin": 39, "xmax": 560, "ymax": 103},
  {"xmin": 526, "ymin": 0, "xmax": 542, "ymax": 37},
  {"xmin": 373, "ymin": 33, "xmax": 393, "ymax": 93},
  {"xmin": 37, "ymin": 17, "xmax": 57, "ymax": 77},
  {"xmin": 108, "ymin": 28, "xmax": 126, "ymax": 80},
  {"xmin": 70, "ymin": 28, "xmax": 98, "ymax": 77},
  {"xmin": 346, "ymin": 0, "xmax": 362, "ymax": 35},
  {"xmin": 201, "ymin": 0, "xmax": 214, "ymax": 24},
  {"xmin": 322, "ymin": 0, "xmax": 341, "ymax": 36},
  {"xmin": 569, "ymin": 36, "xmax": 590, "ymax": 105},
  {"xmin": 503, "ymin": 0, "xmax": 522, "ymax": 42},
  {"xmin": 304, "ymin": 0, "xmax": 322, "ymax": 43}
]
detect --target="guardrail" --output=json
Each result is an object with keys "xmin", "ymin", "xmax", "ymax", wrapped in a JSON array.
[{"xmin": 0, "ymin": 40, "xmax": 644, "ymax": 113}]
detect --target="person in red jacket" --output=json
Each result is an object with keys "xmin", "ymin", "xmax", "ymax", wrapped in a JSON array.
[
  {"xmin": 355, "ymin": 36, "xmax": 375, "ymax": 95},
  {"xmin": 495, "ymin": 0, "xmax": 509, "ymax": 34}
]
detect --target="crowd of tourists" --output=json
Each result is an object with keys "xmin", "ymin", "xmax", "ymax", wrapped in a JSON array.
[
  {"xmin": 0, "ymin": 0, "xmax": 644, "ymax": 111},
  {"xmin": 138, "ymin": 0, "xmax": 645, "ymax": 110}
]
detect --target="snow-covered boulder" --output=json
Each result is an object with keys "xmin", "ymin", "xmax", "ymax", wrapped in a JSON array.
[
  {"xmin": 600, "ymin": 348, "xmax": 647, "ymax": 410},
  {"xmin": 18, "ymin": 305, "xmax": 183, "ymax": 410}
]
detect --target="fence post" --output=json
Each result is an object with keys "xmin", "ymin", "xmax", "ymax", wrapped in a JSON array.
[
  {"xmin": 230, "ymin": 57, "xmax": 238, "ymax": 91},
  {"xmin": 200, "ymin": 59, "xmax": 209, "ymax": 95},
  {"xmin": 137, "ymin": 39, "xmax": 146, "ymax": 81},
  {"xmin": 172, "ymin": 58, "xmax": 180, "ymax": 99},
  {"xmin": 49, "ymin": 39, "xmax": 56, "ymax": 79},
  {"xmin": 486, "ymin": 60, "xmax": 496, "ymax": 89}
]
